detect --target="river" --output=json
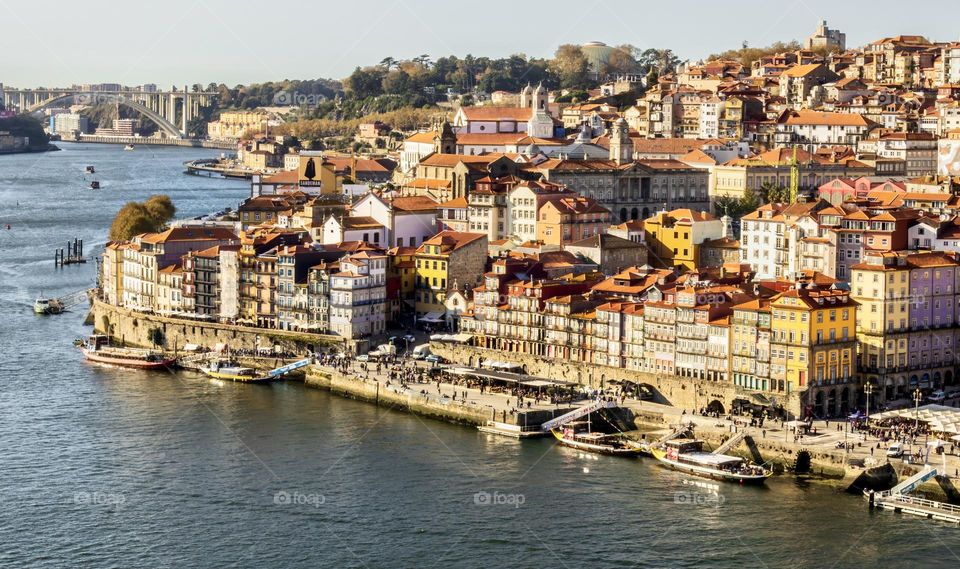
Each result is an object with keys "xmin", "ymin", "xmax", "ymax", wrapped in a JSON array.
[{"xmin": 0, "ymin": 142, "xmax": 957, "ymax": 568}]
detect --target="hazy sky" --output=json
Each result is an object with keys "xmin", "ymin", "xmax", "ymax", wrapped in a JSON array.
[{"xmin": 3, "ymin": 0, "xmax": 958, "ymax": 88}]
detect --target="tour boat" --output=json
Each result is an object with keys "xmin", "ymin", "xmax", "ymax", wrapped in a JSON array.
[
  {"xmin": 85, "ymin": 166, "xmax": 95, "ymax": 174},
  {"xmin": 200, "ymin": 361, "xmax": 273, "ymax": 383},
  {"xmin": 89, "ymin": 181, "xmax": 100, "ymax": 190},
  {"xmin": 33, "ymin": 296, "xmax": 64, "ymax": 315},
  {"xmin": 124, "ymin": 144, "xmax": 135, "ymax": 151},
  {"xmin": 651, "ymin": 438, "xmax": 771, "ymax": 484},
  {"xmin": 552, "ymin": 425, "xmax": 644, "ymax": 457},
  {"xmin": 79, "ymin": 335, "xmax": 174, "ymax": 370}
]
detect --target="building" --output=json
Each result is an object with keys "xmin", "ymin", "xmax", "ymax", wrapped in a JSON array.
[
  {"xmin": 804, "ymin": 20, "xmax": 846, "ymax": 52},
  {"xmin": 329, "ymin": 251, "xmax": 388, "ymax": 339},
  {"xmin": 769, "ymin": 286, "xmax": 857, "ymax": 416},
  {"xmin": 643, "ymin": 208, "xmax": 724, "ymax": 271},
  {"xmin": 208, "ymin": 110, "xmax": 269, "ymax": 141},
  {"xmin": 414, "ymin": 231, "xmax": 488, "ymax": 322},
  {"xmin": 564, "ymin": 234, "xmax": 648, "ymax": 276}
]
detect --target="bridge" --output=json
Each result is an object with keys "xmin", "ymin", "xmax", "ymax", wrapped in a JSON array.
[{"xmin": 0, "ymin": 87, "xmax": 217, "ymax": 138}]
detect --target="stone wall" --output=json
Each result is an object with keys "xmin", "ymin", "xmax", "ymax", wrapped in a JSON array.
[
  {"xmin": 431, "ymin": 342, "xmax": 804, "ymax": 417},
  {"xmin": 91, "ymin": 299, "xmax": 354, "ymax": 354}
]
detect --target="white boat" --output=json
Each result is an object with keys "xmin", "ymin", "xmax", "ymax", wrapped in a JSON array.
[
  {"xmin": 651, "ymin": 438, "xmax": 771, "ymax": 484},
  {"xmin": 124, "ymin": 144, "xmax": 135, "ymax": 151},
  {"xmin": 34, "ymin": 297, "xmax": 64, "ymax": 315}
]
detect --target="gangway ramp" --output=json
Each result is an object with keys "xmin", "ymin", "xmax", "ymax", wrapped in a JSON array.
[
  {"xmin": 540, "ymin": 399, "xmax": 616, "ymax": 432},
  {"xmin": 712, "ymin": 430, "xmax": 747, "ymax": 455},
  {"xmin": 267, "ymin": 358, "xmax": 313, "ymax": 378},
  {"xmin": 891, "ymin": 466, "xmax": 938, "ymax": 496}
]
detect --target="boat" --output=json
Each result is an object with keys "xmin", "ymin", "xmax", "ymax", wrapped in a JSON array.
[
  {"xmin": 199, "ymin": 361, "xmax": 273, "ymax": 383},
  {"xmin": 33, "ymin": 296, "xmax": 64, "ymax": 315},
  {"xmin": 552, "ymin": 424, "xmax": 644, "ymax": 457},
  {"xmin": 89, "ymin": 181, "xmax": 100, "ymax": 190},
  {"xmin": 79, "ymin": 335, "xmax": 174, "ymax": 370},
  {"xmin": 651, "ymin": 438, "xmax": 771, "ymax": 484},
  {"xmin": 85, "ymin": 166, "xmax": 95, "ymax": 174},
  {"xmin": 124, "ymin": 144, "xmax": 135, "ymax": 151}
]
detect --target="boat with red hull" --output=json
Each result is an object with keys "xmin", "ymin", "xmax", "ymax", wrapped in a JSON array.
[{"xmin": 79, "ymin": 335, "xmax": 174, "ymax": 370}]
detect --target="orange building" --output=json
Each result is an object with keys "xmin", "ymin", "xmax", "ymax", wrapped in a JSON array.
[{"xmin": 537, "ymin": 196, "xmax": 611, "ymax": 246}]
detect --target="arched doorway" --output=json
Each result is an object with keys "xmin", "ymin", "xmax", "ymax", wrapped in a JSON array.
[
  {"xmin": 814, "ymin": 391, "xmax": 825, "ymax": 417},
  {"xmin": 642, "ymin": 207, "xmax": 650, "ymax": 219},
  {"xmin": 619, "ymin": 208, "xmax": 627, "ymax": 222},
  {"xmin": 827, "ymin": 389, "xmax": 837, "ymax": 417},
  {"xmin": 630, "ymin": 208, "xmax": 639, "ymax": 220},
  {"xmin": 934, "ymin": 371, "xmax": 942, "ymax": 389},
  {"xmin": 840, "ymin": 388, "xmax": 850, "ymax": 415},
  {"xmin": 706, "ymin": 400, "xmax": 725, "ymax": 415},
  {"xmin": 946, "ymin": 370, "xmax": 954, "ymax": 386}
]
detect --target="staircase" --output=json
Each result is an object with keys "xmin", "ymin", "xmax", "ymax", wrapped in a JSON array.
[
  {"xmin": 712, "ymin": 430, "xmax": 748, "ymax": 455},
  {"xmin": 539, "ymin": 399, "xmax": 616, "ymax": 432}
]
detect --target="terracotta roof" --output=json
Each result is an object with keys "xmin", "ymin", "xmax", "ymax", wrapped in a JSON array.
[
  {"xmin": 140, "ymin": 227, "xmax": 238, "ymax": 244},
  {"xmin": 778, "ymin": 109, "xmax": 873, "ymax": 128},
  {"xmin": 390, "ymin": 196, "xmax": 439, "ymax": 212},
  {"xmin": 417, "ymin": 231, "xmax": 486, "ymax": 254},
  {"xmin": 459, "ymin": 106, "xmax": 532, "ymax": 121}
]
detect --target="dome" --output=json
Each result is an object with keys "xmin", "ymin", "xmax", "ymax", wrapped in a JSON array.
[
  {"xmin": 524, "ymin": 143, "xmax": 541, "ymax": 156},
  {"xmin": 521, "ymin": 83, "xmax": 532, "ymax": 95},
  {"xmin": 580, "ymin": 41, "xmax": 616, "ymax": 75}
]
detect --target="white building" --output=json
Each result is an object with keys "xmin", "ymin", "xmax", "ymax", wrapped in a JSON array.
[
  {"xmin": 328, "ymin": 252, "xmax": 387, "ymax": 339},
  {"xmin": 349, "ymin": 193, "xmax": 439, "ymax": 248}
]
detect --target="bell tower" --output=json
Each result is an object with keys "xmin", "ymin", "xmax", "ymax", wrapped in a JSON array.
[{"xmin": 609, "ymin": 118, "xmax": 633, "ymax": 164}]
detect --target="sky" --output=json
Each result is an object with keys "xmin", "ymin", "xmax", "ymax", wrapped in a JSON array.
[{"xmin": 2, "ymin": 0, "xmax": 959, "ymax": 89}]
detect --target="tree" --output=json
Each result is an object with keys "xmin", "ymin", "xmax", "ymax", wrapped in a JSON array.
[
  {"xmin": 345, "ymin": 67, "xmax": 385, "ymax": 98},
  {"xmin": 638, "ymin": 48, "xmax": 680, "ymax": 74},
  {"xmin": 757, "ymin": 181, "xmax": 789, "ymax": 204},
  {"xmin": 379, "ymin": 57, "xmax": 398, "ymax": 70},
  {"xmin": 108, "ymin": 195, "xmax": 177, "ymax": 241},
  {"xmin": 144, "ymin": 195, "xmax": 177, "ymax": 223},
  {"xmin": 602, "ymin": 45, "xmax": 641, "ymax": 77},
  {"xmin": 551, "ymin": 44, "xmax": 591, "ymax": 89},
  {"xmin": 709, "ymin": 40, "xmax": 803, "ymax": 68}
]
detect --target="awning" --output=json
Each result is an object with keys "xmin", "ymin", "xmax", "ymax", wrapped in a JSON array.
[
  {"xmin": 450, "ymin": 333, "xmax": 473, "ymax": 343},
  {"xmin": 420, "ymin": 311, "xmax": 446, "ymax": 323},
  {"xmin": 182, "ymin": 343, "xmax": 201, "ymax": 352}
]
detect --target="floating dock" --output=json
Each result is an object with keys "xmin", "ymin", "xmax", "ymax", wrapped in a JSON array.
[{"xmin": 867, "ymin": 466, "xmax": 960, "ymax": 525}]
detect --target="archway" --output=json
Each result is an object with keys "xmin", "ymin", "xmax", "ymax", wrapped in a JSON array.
[
  {"xmin": 706, "ymin": 399, "xmax": 725, "ymax": 415},
  {"xmin": 619, "ymin": 208, "xmax": 627, "ymax": 223},
  {"xmin": 28, "ymin": 93, "xmax": 185, "ymax": 138},
  {"xmin": 630, "ymin": 207, "xmax": 639, "ymax": 220},
  {"xmin": 840, "ymin": 388, "xmax": 850, "ymax": 415},
  {"xmin": 814, "ymin": 391, "xmax": 825, "ymax": 417},
  {"xmin": 827, "ymin": 389, "xmax": 837, "ymax": 417},
  {"xmin": 946, "ymin": 370, "xmax": 954, "ymax": 386},
  {"xmin": 642, "ymin": 207, "xmax": 650, "ymax": 219},
  {"xmin": 934, "ymin": 371, "xmax": 942, "ymax": 389}
]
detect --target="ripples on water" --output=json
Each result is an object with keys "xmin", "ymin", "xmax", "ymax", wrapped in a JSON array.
[{"xmin": 0, "ymin": 144, "xmax": 958, "ymax": 568}]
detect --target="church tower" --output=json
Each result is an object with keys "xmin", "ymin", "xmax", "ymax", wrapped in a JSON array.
[
  {"xmin": 520, "ymin": 83, "xmax": 533, "ymax": 109},
  {"xmin": 609, "ymin": 118, "xmax": 633, "ymax": 164},
  {"xmin": 532, "ymin": 82, "xmax": 547, "ymax": 110},
  {"xmin": 435, "ymin": 120, "xmax": 456, "ymax": 154}
]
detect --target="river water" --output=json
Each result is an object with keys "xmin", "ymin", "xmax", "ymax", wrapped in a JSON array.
[{"xmin": 0, "ymin": 142, "xmax": 957, "ymax": 568}]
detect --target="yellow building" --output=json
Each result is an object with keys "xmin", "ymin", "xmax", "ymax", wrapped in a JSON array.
[
  {"xmin": 414, "ymin": 231, "xmax": 487, "ymax": 322},
  {"xmin": 208, "ymin": 110, "xmax": 269, "ymax": 141},
  {"xmin": 770, "ymin": 286, "xmax": 857, "ymax": 416},
  {"xmin": 643, "ymin": 208, "xmax": 723, "ymax": 271}
]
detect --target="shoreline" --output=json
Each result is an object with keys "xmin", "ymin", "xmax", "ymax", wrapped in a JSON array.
[{"xmin": 89, "ymin": 302, "xmax": 959, "ymax": 501}]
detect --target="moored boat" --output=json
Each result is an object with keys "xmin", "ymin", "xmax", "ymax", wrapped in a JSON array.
[
  {"xmin": 651, "ymin": 438, "xmax": 771, "ymax": 484},
  {"xmin": 79, "ymin": 335, "xmax": 174, "ymax": 370},
  {"xmin": 200, "ymin": 361, "xmax": 273, "ymax": 383},
  {"xmin": 85, "ymin": 166, "xmax": 95, "ymax": 174},
  {"xmin": 124, "ymin": 144, "xmax": 135, "ymax": 151},
  {"xmin": 552, "ymin": 424, "xmax": 644, "ymax": 457},
  {"xmin": 89, "ymin": 180, "xmax": 100, "ymax": 190}
]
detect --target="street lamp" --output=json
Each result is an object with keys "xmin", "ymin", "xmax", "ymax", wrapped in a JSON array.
[
  {"xmin": 864, "ymin": 383, "xmax": 874, "ymax": 440},
  {"xmin": 913, "ymin": 388, "xmax": 923, "ymax": 431}
]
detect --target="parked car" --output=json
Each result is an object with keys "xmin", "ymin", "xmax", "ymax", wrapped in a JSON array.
[
  {"xmin": 928, "ymin": 390, "xmax": 946, "ymax": 403},
  {"xmin": 425, "ymin": 354, "xmax": 445, "ymax": 364},
  {"xmin": 886, "ymin": 443, "xmax": 904, "ymax": 458},
  {"xmin": 355, "ymin": 354, "xmax": 370, "ymax": 362}
]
